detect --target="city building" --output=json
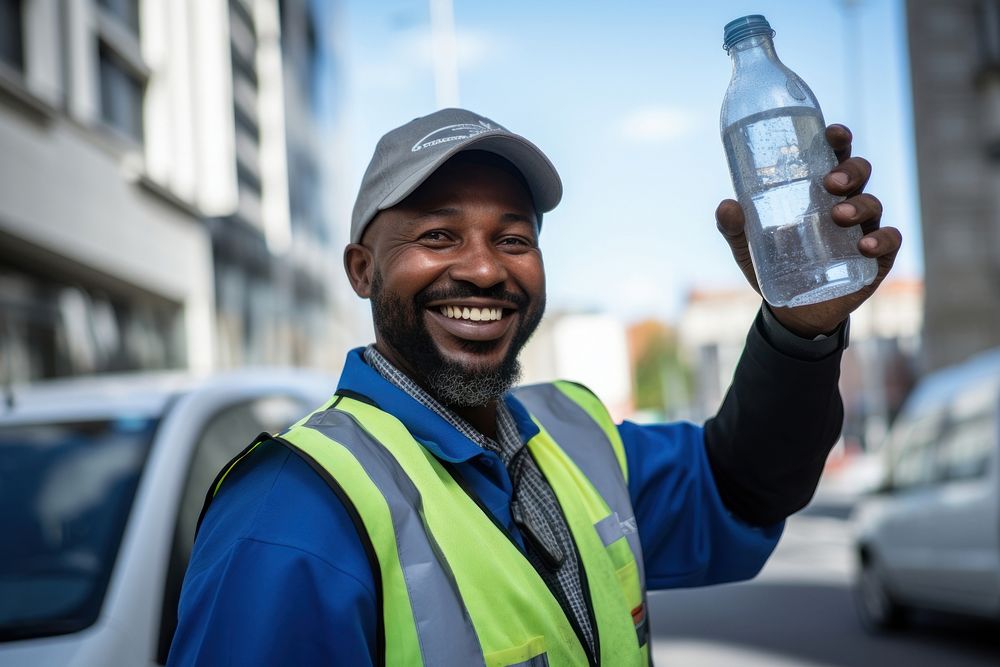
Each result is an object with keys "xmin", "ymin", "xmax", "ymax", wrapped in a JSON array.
[
  {"xmin": 907, "ymin": 0, "xmax": 1000, "ymax": 371},
  {"xmin": 676, "ymin": 288, "xmax": 761, "ymax": 422},
  {"xmin": 839, "ymin": 278, "xmax": 923, "ymax": 451},
  {"xmin": 676, "ymin": 280, "xmax": 923, "ymax": 449},
  {"xmin": 520, "ymin": 311, "xmax": 634, "ymax": 422},
  {"xmin": 0, "ymin": 0, "xmax": 214, "ymax": 380},
  {"xmin": 0, "ymin": 0, "xmax": 347, "ymax": 383},
  {"xmin": 625, "ymin": 319, "xmax": 692, "ymax": 423},
  {"xmin": 202, "ymin": 0, "xmax": 348, "ymax": 371}
]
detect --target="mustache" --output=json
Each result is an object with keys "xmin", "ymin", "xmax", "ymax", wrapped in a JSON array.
[{"xmin": 415, "ymin": 284, "xmax": 529, "ymax": 310}]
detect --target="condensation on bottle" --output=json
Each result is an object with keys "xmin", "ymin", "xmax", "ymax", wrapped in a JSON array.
[{"xmin": 720, "ymin": 15, "xmax": 877, "ymax": 308}]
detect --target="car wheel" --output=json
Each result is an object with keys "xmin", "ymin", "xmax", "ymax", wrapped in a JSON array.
[{"xmin": 854, "ymin": 554, "xmax": 906, "ymax": 633}]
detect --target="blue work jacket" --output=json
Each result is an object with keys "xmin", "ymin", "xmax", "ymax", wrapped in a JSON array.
[{"xmin": 168, "ymin": 348, "xmax": 782, "ymax": 665}]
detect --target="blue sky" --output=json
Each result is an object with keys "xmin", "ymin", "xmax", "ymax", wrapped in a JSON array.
[{"xmin": 336, "ymin": 0, "xmax": 919, "ymax": 322}]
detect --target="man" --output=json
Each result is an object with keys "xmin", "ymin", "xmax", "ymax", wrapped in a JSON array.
[{"xmin": 169, "ymin": 108, "xmax": 900, "ymax": 665}]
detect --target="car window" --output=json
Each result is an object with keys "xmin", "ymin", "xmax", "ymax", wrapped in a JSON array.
[
  {"xmin": 887, "ymin": 406, "xmax": 945, "ymax": 491},
  {"xmin": 157, "ymin": 395, "xmax": 306, "ymax": 663},
  {"xmin": 177, "ymin": 396, "xmax": 306, "ymax": 562},
  {"xmin": 935, "ymin": 379, "xmax": 998, "ymax": 483},
  {"xmin": 0, "ymin": 417, "xmax": 158, "ymax": 642}
]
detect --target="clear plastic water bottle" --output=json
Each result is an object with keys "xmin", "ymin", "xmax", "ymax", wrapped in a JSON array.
[{"xmin": 720, "ymin": 15, "xmax": 877, "ymax": 307}]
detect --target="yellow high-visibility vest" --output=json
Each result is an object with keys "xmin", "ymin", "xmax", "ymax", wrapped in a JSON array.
[{"xmin": 208, "ymin": 381, "xmax": 648, "ymax": 666}]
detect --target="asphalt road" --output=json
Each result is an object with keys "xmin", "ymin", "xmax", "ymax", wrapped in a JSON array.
[{"xmin": 646, "ymin": 505, "xmax": 1000, "ymax": 666}]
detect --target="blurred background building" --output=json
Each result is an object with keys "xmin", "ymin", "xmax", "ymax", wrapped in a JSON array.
[
  {"xmin": 907, "ymin": 0, "xmax": 1000, "ymax": 371},
  {"xmin": 0, "ymin": 0, "xmax": 347, "ymax": 383},
  {"xmin": 626, "ymin": 318, "xmax": 692, "ymax": 423},
  {"xmin": 675, "ymin": 279, "xmax": 923, "ymax": 450},
  {"xmin": 676, "ymin": 288, "xmax": 760, "ymax": 422},
  {"xmin": 521, "ymin": 310, "xmax": 634, "ymax": 421}
]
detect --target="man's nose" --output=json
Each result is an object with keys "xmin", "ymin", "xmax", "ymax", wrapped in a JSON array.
[{"xmin": 449, "ymin": 238, "xmax": 508, "ymax": 288}]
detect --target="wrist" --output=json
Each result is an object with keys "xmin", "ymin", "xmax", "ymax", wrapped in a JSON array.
[
  {"xmin": 767, "ymin": 304, "xmax": 843, "ymax": 339},
  {"xmin": 758, "ymin": 304, "xmax": 848, "ymax": 361}
]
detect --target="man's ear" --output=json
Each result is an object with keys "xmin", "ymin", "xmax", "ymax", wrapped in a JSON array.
[{"xmin": 344, "ymin": 244, "xmax": 374, "ymax": 298}]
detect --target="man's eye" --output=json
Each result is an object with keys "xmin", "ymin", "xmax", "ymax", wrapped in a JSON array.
[
  {"xmin": 421, "ymin": 230, "xmax": 449, "ymax": 242},
  {"xmin": 500, "ymin": 236, "xmax": 532, "ymax": 247}
]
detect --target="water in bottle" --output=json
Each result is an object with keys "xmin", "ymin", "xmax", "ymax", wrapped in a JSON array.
[{"xmin": 721, "ymin": 15, "xmax": 877, "ymax": 307}]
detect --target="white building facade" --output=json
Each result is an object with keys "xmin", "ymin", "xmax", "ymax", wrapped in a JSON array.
[
  {"xmin": 520, "ymin": 311, "xmax": 635, "ymax": 422},
  {"xmin": 0, "ymin": 0, "xmax": 346, "ymax": 382}
]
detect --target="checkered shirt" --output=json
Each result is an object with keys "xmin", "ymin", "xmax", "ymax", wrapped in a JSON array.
[{"xmin": 363, "ymin": 346, "xmax": 596, "ymax": 657}]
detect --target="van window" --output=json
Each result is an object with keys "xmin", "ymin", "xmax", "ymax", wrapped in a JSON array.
[
  {"xmin": 0, "ymin": 417, "xmax": 158, "ymax": 642},
  {"xmin": 888, "ymin": 407, "xmax": 945, "ymax": 490},
  {"xmin": 176, "ymin": 396, "xmax": 305, "ymax": 564},
  {"xmin": 935, "ymin": 380, "xmax": 998, "ymax": 482},
  {"xmin": 157, "ymin": 395, "xmax": 305, "ymax": 663}
]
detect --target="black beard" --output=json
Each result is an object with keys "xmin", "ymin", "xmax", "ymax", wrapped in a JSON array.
[{"xmin": 370, "ymin": 272, "xmax": 545, "ymax": 408}]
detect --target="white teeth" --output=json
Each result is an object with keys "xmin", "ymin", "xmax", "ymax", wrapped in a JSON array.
[{"xmin": 437, "ymin": 306, "xmax": 504, "ymax": 321}]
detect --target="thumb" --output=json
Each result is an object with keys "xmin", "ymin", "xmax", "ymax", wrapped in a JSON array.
[{"xmin": 716, "ymin": 199, "xmax": 759, "ymax": 292}]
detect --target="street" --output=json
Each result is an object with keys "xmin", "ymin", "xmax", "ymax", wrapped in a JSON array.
[{"xmin": 647, "ymin": 503, "xmax": 1000, "ymax": 666}]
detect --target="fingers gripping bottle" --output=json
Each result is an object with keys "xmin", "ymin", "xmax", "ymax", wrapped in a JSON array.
[{"xmin": 720, "ymin": 15, "xmax": 877, "ymax": 307}]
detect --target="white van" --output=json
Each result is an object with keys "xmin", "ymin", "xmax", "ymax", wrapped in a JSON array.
[
  {"xmin": 0, "ymin": 370, "xmax": 333, "ymax": 666},
  {"xmin": 852, "ymin": 348, "xmax": 1000, "ymax": 630}
]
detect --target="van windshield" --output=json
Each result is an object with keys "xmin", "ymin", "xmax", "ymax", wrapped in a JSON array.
[{"xmin": 0, "ymin": 417, "xmax": 157, "ymax": 642}]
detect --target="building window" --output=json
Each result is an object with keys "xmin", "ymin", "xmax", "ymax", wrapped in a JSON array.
[
  {"xmin": 94, "ymin": 0, "xmax": 147, "ymax": 143},
  {"xmin": 98, "ymin": 0, "xmax": 140, "ymax": 33},
  {"xmin": 98, "ymin": 42, "xmax": 144, "ymax": 142},
  {"xmin": 0, "ymin": 0, "xmax": 24, "ymax": 73},
  {"xmin": 0, "ymin": 267, "xmax": 185, "ymax": 382}
]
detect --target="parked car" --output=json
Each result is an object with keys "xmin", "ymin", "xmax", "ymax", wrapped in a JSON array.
[
  {"xmin": 852, "ymin": 348, "xmax": 1000, "ymax": 631},
  {"xmin": 0, "ymin": 369, "xmax": 335, "ymax": 666}
]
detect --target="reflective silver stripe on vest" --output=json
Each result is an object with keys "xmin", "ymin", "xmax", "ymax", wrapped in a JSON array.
[
  {"xmin": 507, "ymin": 652, "xmax": 549, "ymax": 667},
  {"xmin": 594, "ymin": 512, "xmax": 628, "ymax": 548},
  {"xmin": 513, "ymin": 383, "xmax": 646, "ymax": 589},
  {"xmin": 304, "ymin": 408, "xmax": 486, "ymax": 667}
]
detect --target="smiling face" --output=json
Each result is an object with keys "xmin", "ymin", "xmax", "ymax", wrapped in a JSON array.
[{"xmin": 344, "ymin": 151, "xmax": 546, "ymax": 407}]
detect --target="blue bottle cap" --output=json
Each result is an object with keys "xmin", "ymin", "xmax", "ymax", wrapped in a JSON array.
[{"xmin": 723, "ymin": 15, "xmax": 775, "ymax": 53}]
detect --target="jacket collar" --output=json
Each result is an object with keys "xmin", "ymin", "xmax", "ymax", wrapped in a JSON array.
[{"xmin": 335, "ymin": 347, "xmax": 540, "ymax": 463}]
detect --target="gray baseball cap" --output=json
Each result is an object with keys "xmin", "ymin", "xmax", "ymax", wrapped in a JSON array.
[{"xmin": 350, "ymin": 108, "xmax": 563, "ymax": 244}]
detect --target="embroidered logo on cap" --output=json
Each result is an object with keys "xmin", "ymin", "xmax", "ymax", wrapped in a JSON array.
[{"xmin": 411, "ymin": 120, "xmax": 501, "ymax": 152}]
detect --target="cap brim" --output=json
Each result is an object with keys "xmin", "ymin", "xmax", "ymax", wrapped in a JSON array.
[{"xmin": 377, "ymin": 132, "xmax": 563, "ymax": 216}]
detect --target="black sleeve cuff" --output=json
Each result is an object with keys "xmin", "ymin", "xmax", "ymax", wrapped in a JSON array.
[{"xmin": 758, "ymin": 303, "xmax": 849, "ymax": 361}]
